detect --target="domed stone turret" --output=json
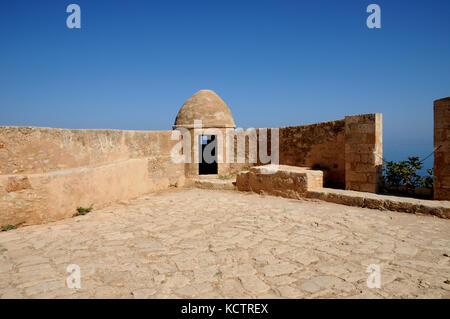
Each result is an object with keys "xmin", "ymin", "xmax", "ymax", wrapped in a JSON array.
[{"xmin": 173, "ymin": 90, "xmax": 235, "ymax": 129}]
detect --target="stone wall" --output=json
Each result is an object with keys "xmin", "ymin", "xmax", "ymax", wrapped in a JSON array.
[
  {"xmin": 278, "ymin": 120, "xmax": 346, "ymax": 188},
  {"xmin": 0, "ymin": 113, "xmax": 385, "ymax": 226},
  {"xmin": 434, "ymin": 97, "xmax": 450, "ymax": 200},
  {"xmin": 0, "ymin": 127, "xmax": 185, "ymax": 226},
  {"xmin": 344, "ymin": 114, "xmax": 383, "ymax": 193},
  {"xmin": 229, "ymin": 116, "xmax": 381, "ymax": 191}
]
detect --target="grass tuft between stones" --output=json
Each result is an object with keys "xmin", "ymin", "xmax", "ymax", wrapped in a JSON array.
[
  {"xmin": 73, "ymin": 205, "xmax": 93, "ymax": 217},
  {"xmin": 1, "ymin": 222, "xmax": 24, "ymax": 232}
]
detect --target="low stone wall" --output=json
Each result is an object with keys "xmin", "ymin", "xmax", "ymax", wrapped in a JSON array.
[
  {"xmin": 218, "ymin": 122, "xmax": 346, "ymax": 186},
  {"xmin": 236, "ymin": 165, "xmax": 323, "ymax": 199},
  {"xmin": 308, "ymin": 188, "xmax": 450, "ymax": 219},
  {"xmin": 236, "ymin": 165, "xmax": 450, "ymax": 219},
  {"xmin": 226, "ymin": 120, "xmax": 347, "ymax": 188},
  {"xmin": 434, "ymin": 97, "xmax": 450, "ymax": 200},
  {"xmin": 278, "ymin": 120, "xmax": 346, "ymax": 188},
  {"xmin": 239, "ymin": 114, "xmax": 382, "ymax": 193},
  {"xmin": 0, "ymin": 127, "xmax": 185, "ymax": 226}
]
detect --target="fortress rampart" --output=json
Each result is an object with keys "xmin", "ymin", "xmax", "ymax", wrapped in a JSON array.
[{"xmin": 0, "ymin": 91, "xmax": 447, "ymax": 227}]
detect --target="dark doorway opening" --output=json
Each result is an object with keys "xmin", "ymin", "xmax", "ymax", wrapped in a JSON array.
[{"xmin": 199, "ymin": 135, "xmax": 218, "ymax": 175}]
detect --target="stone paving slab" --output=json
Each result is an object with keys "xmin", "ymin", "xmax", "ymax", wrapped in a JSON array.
[
  {"xmin": 0, "ymin": 189, "xmax": 449, "ymax": 299},
  {"xmin": 190, "ymin": 178, "xmax": 236, "ymax": 190}
]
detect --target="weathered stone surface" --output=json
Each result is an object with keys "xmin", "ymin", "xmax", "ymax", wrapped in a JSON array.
[
  {"xmin": 434, "ymin": 97, "xmax": 450, "ymax": 200},
  {"xmin": 236, "ymin": 165, "xmax": 323, "ymax": 199},
  {"xmin": 260, "ymin": 262, "xmax": 298, "ymax": 277},
  {"xmin": 5, "ymin": 176, "xmax": 32, "ymax": 193},
  {"xmin": 131, "ymin": 288, "xmax": 157, "ymax": 299},
  {"xmin": 173, "ymin": 90, "xmax": 236, "ymax": 129},
  {"xmin": 239, "ymin": 275, "xmax": 270, "ymax": 293},
  {"xmin": 278, "ymin": 120, "xmax": 346, "ymax": 188},
  {"xmin": 0, "ymin": 127, "xmax": 185, "ymax": 226},
  {"xmin": 307, "ymin": 188, "xmax": 450, "ymax": 219},
  {"xmin": 345, "ymin": 114, "xmax": 382, "ymax": 193},
  {"xmin": 277, "ymin": 285, "xmax": 305, "ymax": 298},
  {"xmin": 0, "ymin": 106, "xmax": 388, "ymax": 227},
  {"xmin": 0, "ymin": 189, "xmax": 449, "ymax": 298},
  {"xmin": 300, "ymin": 276, "xmax": 343, "ymax": 293},
  {"xmin": 190, "ymin": 177, "xmax": 236, "ymax": 190}
]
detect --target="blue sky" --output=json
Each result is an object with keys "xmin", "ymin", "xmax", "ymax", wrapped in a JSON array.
[{"xmin": 0, "ymin": 0, "xmax": 449, "ymax": 168}]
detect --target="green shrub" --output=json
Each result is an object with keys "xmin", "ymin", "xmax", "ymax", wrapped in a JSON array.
[
  {"xmin": 73, "ymin": 205, "xmax": 93, "ymax": 217},
  {"xmin": 383, "ymin": 157, "xmax": 433, "ymax": 190},
  {"xmin": 420, "ymin": 168, "xmax": 434, "ymax": 188}
]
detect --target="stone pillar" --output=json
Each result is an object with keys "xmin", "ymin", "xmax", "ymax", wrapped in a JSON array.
[
  {"xmin": 434, "ymin": 97, "xmax": 450, "ymax": 200},
  {"xmin": 345, "ymin": 113, "xmax": 383, "ymax": 193}
]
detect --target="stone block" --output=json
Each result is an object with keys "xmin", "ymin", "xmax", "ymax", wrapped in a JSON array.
[{"xmin": 236, "ymin": 165, "xmax": 323, "ymax": 199}]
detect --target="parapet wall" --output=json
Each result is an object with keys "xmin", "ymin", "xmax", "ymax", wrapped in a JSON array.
[
  {"xmin": 0, "ymin": 113, "xmax": 383, "ymax": 226},
  {"xmin": 0, "ymin": 127, "xmax": 185, "ymax": 226},
  {"xmin": 278, "ymin": 120, "xmax": 346, "ymax": 188},
  {"xmin": 434, "ymin": 97, "xmax": 450, "ymax": 200},
  {"xmin": 267, "ymin": 114, "xmax": 382, "ymax": 191},
  {"xmin": 226, "ymin": 120, "xmax": 346, "ymax": 188}
]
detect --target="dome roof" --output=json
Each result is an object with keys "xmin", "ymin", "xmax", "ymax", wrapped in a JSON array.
[{"xmin": 173, "ymin": 90, "xmax": 236, "ymax": 129}]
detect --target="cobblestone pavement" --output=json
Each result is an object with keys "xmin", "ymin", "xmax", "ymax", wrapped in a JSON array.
[{"xmin": 1, "ymin": 189, "xmax": 450, "ymax": 299}]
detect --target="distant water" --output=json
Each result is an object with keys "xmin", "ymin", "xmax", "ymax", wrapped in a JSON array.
[{"xmin": 383, "ymin": 139, "xmax": 434, "ymax": 177}]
